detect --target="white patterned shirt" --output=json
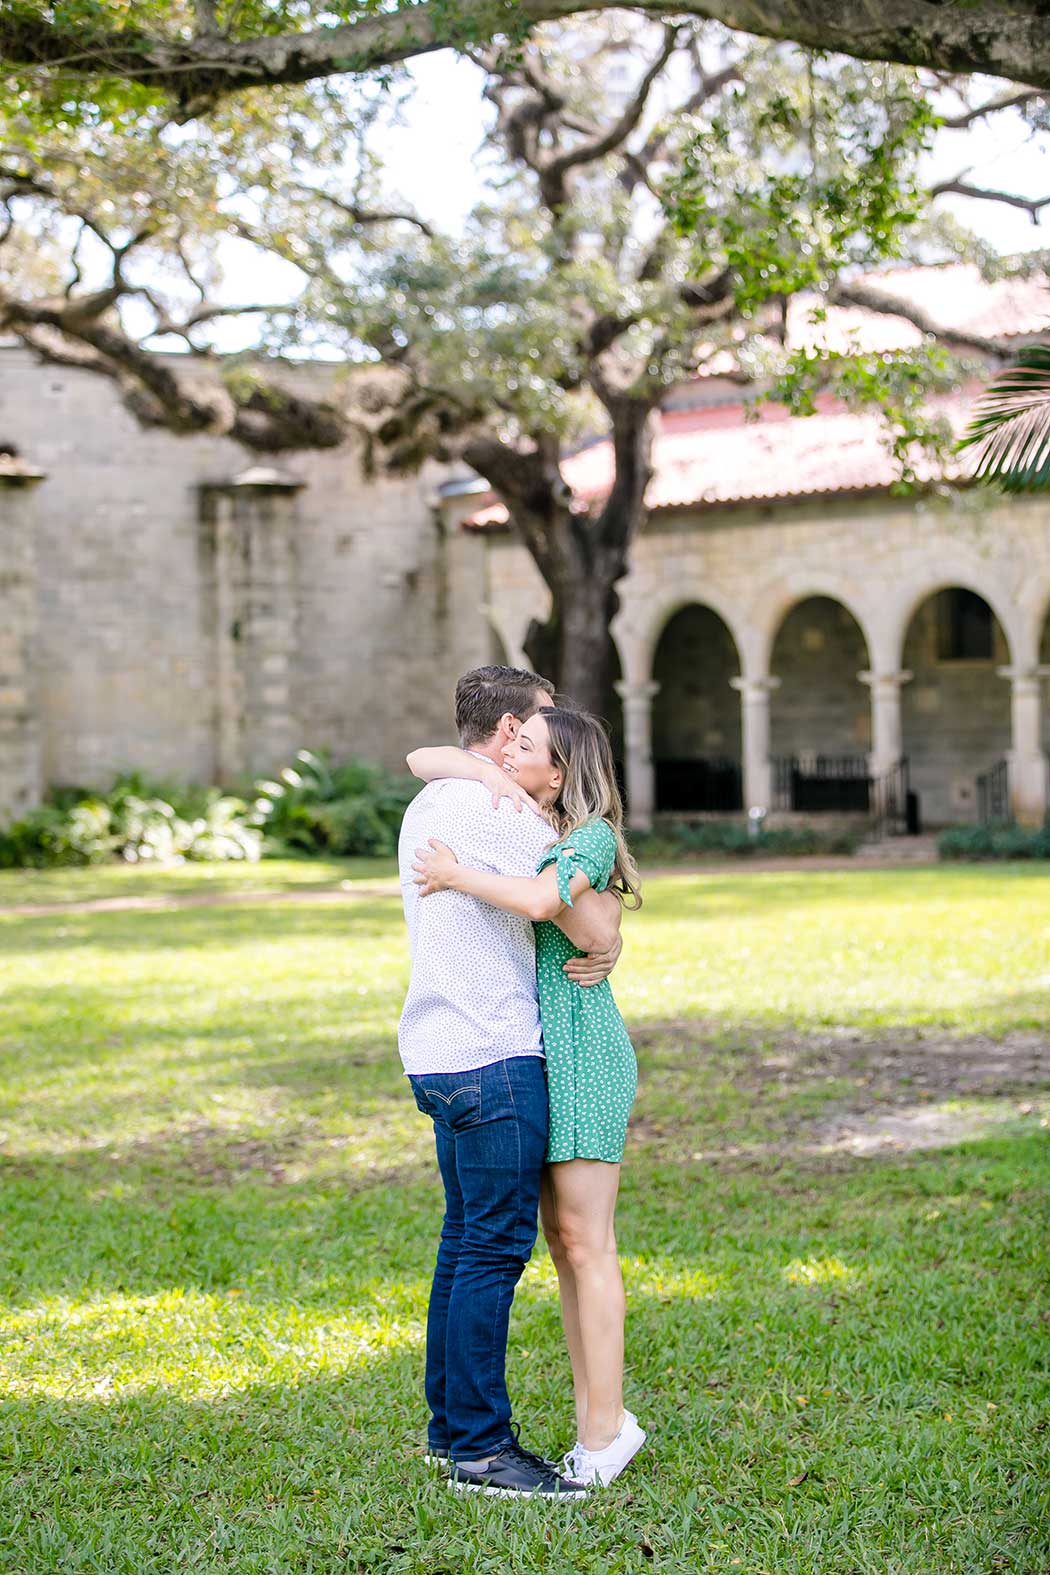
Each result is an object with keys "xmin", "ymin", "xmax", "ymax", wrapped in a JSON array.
[{"xmin": 397, "ymin": 768, "xmax": 556, "ymax": 1075}]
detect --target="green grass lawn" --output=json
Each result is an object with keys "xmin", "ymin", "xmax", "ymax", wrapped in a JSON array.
[
  {"xmin": 1, "ymin": 864, "xmax": 1048, "ymax": 1573},
  {"xmin": 0, "ymin": 856, "xmax": 398, "ymax": 907}
]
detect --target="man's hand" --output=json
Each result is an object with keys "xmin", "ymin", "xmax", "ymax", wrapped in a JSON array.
[{"xmin": 562, "ymin": 931, "xmax": 623, "ymax": 987}]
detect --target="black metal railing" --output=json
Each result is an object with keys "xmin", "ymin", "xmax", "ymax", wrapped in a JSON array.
[
  {"xmin": 870, "ymin": 757, "xmax": 913, "ymax": 839},
  {"xmin": 771, "ymin": 754, "xmax": 872, "ymax": 814},
  {"xmin": 655, "ymin": 757, "xmax": 744, "ymax": 813},
  {"xmin": 976, "ymin": 758, "xmax": 1011, "ymax": 824}
]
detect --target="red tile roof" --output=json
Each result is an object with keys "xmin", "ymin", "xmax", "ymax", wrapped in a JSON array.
[
  {"xmin": 460, "ymin": 264, "xmax": 1048, "ymax": 527},
  {"xmin": 463, "ymin": 389, "xmax": 973, "ymax": 526}
]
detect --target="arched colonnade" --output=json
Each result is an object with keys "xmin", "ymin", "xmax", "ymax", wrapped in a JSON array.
[{"xmin": 498, "ymin": 574, "xmax": 1050, "ymax": 830}]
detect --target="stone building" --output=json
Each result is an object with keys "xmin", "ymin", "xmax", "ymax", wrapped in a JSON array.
[
  {"xmin": 0, "ymin": 349, "xmax": 492, "ymax": 826},
  {"xmin": 1, "ymin": 263, "xmax": 1048, "ymax": 831}
]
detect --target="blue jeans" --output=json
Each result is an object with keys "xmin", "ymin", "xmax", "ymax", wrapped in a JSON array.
[{"xmin": 408, "ymin": 1055, "xmax": 548, "ymax": 1461}]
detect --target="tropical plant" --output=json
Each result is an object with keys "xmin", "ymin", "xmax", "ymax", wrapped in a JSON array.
[
  {"xmin": 0, "ymin": 772, "xmax": 261, "ymax": 867},
  {"xmin": 958, "ymin": 340, "xmax": 1050, "ymax": 491},
  {"xmin": 249, "ymin": 749, "xmax": 418, "ymax": 857}
]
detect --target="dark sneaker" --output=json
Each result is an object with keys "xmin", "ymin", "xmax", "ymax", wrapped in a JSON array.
[
  {"xmin": 449, "ymin": 1449, "xmax": 587, "ymax": 1498},
  {"xmin": 424, "ymin": 1445, "xmax": 450, "ymax": 1468},
  {"xmin": 506, "ymin": 1422, "xmax": 559, "ymax": 1473}
]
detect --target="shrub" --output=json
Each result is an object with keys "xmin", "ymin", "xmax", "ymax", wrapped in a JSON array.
[
  {"xmin": 248, "ymin": 750, "xmax": 417, "ymax": 858},
  {"xmin": 938, "ymin": 823, "xmax": 1050, "ymax": 860},
  {"xmin": 0, "ymin": 771, "xmax": 261, "ymax": 868},
  {"xmin": 630, "ymin": 818, "xmax": 860, "ymax": 861},
  {"xmin": 0, "ymin": 752, "xmax": 419, "ymax": 868}
]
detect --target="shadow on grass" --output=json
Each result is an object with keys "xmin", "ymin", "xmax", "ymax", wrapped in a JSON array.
[
  {"xmin": 2, "ymin": 1136, "xmax": 1048, "ymax": 1575},
  {"xmin": 0, "ymin": 899, "xmax": 403, "ymax": 955},
  {"xmin": 2, "ymin": 1127, "xmax": 1046, "ymax": 1310}
]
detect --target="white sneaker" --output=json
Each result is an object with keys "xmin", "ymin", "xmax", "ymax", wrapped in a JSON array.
[{"xmin": 570, "ymin": 1412, "xmax": 646, "ymax": 1486}]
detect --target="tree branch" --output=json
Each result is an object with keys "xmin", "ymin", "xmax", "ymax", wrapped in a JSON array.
[
  {"xmin": 460, "ymin": 432, "xmax": 568, "ymax": 583},
  {"xmin": 831, "ymin": 281, "xmax": 1017, "ymax": 360},
  {"xmin": 929, "ymin": 176, "xmax": 1050, "ymax": 223},
  {"xmin": 0, "ymin": 283, "xmax": 350, "ymax": 450},
  {"xmin": 938, "ymin": 88, "xmax": 1045, "ymax": 128},
  {"xmin": 541, "ymin": 24, "xmax": 682, "ymax": 189},
  {"xmin": 7, "ymin": 0, "xmax": 1050, "ymax": 115},
  {"xmin": 193, "ymin": 0, "xmax": 222, "ymax": 41},
  {"xmin": 287, "ymin": 183, "xmax": 434, "ymax": 236}
]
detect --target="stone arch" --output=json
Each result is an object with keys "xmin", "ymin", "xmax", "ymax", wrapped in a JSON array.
[
  {"xmin": 631, "ymin": 590, "xmax": 748, "ymax": 689},
  {"xmin": 750, "ymin": 577, "xmax": 878, "ymax": 678},
  {"xmin": 650, "ymin": 602, "xmax": 744, "ymax": 811},
  {"xmin": 487, "ymin": 621, "xmax": 511, "ymax": 666},
  {"xmin": 901, "ymin": 585, "xmax": 1013, "ymax": 825},
  {"xmin": 1039, "ymin": 592, "xmax": 1050, "ymax": 757},
  {"xmin": 890, "ymin": 573, "xmax": 1020, "ymax": 672},
  {"xmin": 768, "ymin": 595, "xmax": 874, "ymax": 765},
  {"xmin": 487, "ymin": 611, "xmax": 529, "ymax": 669}
]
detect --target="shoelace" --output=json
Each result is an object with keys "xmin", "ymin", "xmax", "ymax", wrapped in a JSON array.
[{"xmin": 504, "ymin": 1424, "xmax": 558, "ymax": 1477}]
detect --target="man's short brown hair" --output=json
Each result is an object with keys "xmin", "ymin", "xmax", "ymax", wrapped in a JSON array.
[{"xmin": 454, "ymin": 665, "xmax": 555, "ymax": 747}]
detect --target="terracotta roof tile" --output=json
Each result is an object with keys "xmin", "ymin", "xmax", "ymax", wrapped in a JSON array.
[
  {"xmin": 461, "ymin": 263, "xmax": 1048, "ymax": 527},
  {"xmin": 462, "ymin": 387, "xmax": 974, "ymax": 526}
]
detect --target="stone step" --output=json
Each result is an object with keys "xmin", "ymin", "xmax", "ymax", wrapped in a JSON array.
[{"xmin": 854, "ymin": 833, "xmax": 941, "ymax": 862}]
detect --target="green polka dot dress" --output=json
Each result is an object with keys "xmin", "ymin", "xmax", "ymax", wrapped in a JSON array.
[{"xmin": 534, "ymin": 817, "xmax": 637, "ymax": 1165}]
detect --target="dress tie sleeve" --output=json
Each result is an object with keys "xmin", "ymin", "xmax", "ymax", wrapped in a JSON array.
[{"xmin": 538, "ymin": 819, "xmax": 618, "ymax": 908}]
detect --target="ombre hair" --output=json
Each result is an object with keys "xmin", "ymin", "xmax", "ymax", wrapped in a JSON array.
[{"xmin": 542, "ymin": 708, "xmax": 642, "ymax": 910}]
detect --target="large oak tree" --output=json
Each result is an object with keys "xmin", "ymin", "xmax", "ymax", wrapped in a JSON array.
[{"xmin": 3, "ymin": 21, "xmax": 1044, "ymax": 707}]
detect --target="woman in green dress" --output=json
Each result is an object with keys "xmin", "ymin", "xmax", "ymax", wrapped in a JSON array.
[{"xmin": 408, "ymin": 707, "xmax": 645, "ymax": 1487}]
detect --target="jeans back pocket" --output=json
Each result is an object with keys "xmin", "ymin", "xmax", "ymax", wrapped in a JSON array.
[{"xmin": 409, "ymin": 1072, "xmax": 481, "ymax": 1130}]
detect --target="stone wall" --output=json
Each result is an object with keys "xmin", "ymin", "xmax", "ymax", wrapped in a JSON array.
[
  {"xmin": 768, "ymin": 597, "xmax": 871, "ymax": 760},
  {"xmin": 652, "ymin": 604, "xmax": 742, "ymax": 760},
  {"xmin": 902, "ymin": 593, "xmax": 1013, "ymax": 823},
  {"xmin": 0, "ymin": 343, "xmax": 488, "ymax": 817}
]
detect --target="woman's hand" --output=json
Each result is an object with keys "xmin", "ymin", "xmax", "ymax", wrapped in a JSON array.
[
  {"xmin": 479, "ymin": 760, "xmax": 541, "ymax": 815},
  {"xmin": 413, "ymin": 838, "xmax": 461, "ymax": 896}
]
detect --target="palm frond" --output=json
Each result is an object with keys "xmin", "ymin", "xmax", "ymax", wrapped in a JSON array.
[{"xmin": 958, "ymin": 340, "xmax": 1050, "ymax": 492}]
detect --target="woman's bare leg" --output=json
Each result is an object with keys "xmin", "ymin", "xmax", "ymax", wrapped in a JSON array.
[
  {"xmin": 547, "ymin": 1158, "xmax": 625, "ymax": 1452},
  {"xmin": 540, "ymin": 1165, "xmax": 589, "ymax": 1442}
]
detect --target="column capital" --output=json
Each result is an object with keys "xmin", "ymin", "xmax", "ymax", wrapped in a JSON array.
[
  {"xmin": 730, "ymin": 675, "xmax": 781, "ymax": 699},
  {"xmin": 204, "ymin": 463, "xmax": 306, "ymax": 495},
  {"xmin": 614, "ymin": 680, "xmax": 660, "ymax": 704},
  {"xmin": 997, "ymin": 664, "xmax": 1050, "ymax": 688},
  {"xmin": 0, "ymin": 452, "xmax": 46, "ymax": 488},
  {"xmin": 858, "ymin": 669, "xmax": 913, "ymax": 691}
]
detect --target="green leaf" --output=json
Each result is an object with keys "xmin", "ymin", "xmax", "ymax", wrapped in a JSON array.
[{"xmin": 959, "ymin": 341, "xmax": 1050, "ymax": 492}]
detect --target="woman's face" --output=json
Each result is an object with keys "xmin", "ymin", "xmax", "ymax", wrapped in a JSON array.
[{"xmin": 501, "ymin": 712, "xmax": 562, "ymax": 804}]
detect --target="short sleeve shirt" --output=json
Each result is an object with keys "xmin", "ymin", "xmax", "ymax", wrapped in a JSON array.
[{"xmin": 397, "ymin": 770, "xmax": 556, "ymax": 1075}]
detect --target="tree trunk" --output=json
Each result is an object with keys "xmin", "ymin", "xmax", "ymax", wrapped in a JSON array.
[
  {"xmin": 524, "ymin": 555, "xmax": 620, "ymax": 716},
  {"xmin": 465, "ymin": 403, "xmax": 652, "ymax": 719}
]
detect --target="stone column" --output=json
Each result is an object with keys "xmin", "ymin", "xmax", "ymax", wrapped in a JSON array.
[
  {"xmin": 730, "ymin": 676, "xmax": 780, "ymax": 810},
  {"xmin": 0, "ymin": 454, "xmax": 46, "ymax": 823},
  {"xmin": 200, "ymin": 465, "xmax": 305, "ymax": 785},
  {"xmin": 859, "ymin": 669, "xmax": 912, "ymax": 777},
  {"xmin": 615, "ymin": 679, "xmax": 660, "ymax": 831},
  {"xmin": 998, "ymin": 665, "xmax": 1050, "ymax": 825}
]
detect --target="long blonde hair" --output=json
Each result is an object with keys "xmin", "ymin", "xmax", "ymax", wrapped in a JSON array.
[{"xmin": 542, "ymin": 708, "xmax": 642, "ymax": 910}]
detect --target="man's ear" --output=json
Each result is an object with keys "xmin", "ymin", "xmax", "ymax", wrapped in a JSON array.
[{"xmin": 501, "ymin": 711, "xmax": 522, "ymax": 739}]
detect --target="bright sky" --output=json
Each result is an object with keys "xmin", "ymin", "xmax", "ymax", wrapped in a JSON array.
[
  {"xmin": 392, "ymin": 53, "xmax": 1050, "ymax": 245},
  {"xmin": 207, "ymin": 51, "xmax": 1050, "ymax": 351}
]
